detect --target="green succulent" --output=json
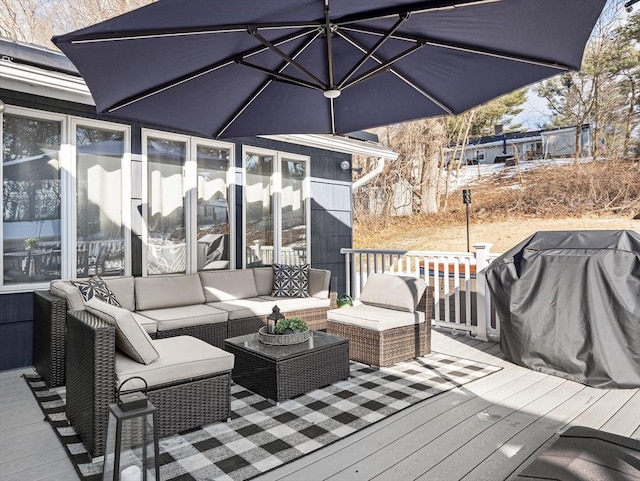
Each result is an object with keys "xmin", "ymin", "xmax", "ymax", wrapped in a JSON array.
[{"xmin": 274, "ymin": 317, "xmax": 308, "ymax": 334}]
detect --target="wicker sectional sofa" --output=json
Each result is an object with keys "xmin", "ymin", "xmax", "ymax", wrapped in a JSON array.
[
  {"xmin": 34, "ymin": 266, "xmax": 334, "ymax": 457},
  {"xmin": 33, "ymin": 267, "xmax": 334, "ymax": 389}
]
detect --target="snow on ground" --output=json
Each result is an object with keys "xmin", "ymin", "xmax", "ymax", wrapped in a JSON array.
[{"xmin": 444, "ymin": 156, "xmax": 592, "ymax": 192}]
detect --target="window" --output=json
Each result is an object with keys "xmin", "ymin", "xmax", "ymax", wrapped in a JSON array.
[
  {"xmin": 244, "ymin": 147, "xmax": 309, "ymax": 267},
  {"xmin": 196, "ymin": 143, "xmax": 232, "ymax": 271},
  {"xmin": 75, "ymin": 122, "xmax": 128, "ymax": 278},
  {"xmin": 144, "ymin": 135, "xmax": 187, "ymax": 275},
  {"xmin": 143, "ymin": 130, "xmax": 234, "ymax": 275},
  {"xmin": 1, "ymin": 107, "xmax": 131, "ymax": 290},
  {"xmin": 280, "ymin": 156, "xmax": 308, "ymax": 265},
  {"xmin": 2, "ymin": 111, "xmax": 63, "ymax": 285}
]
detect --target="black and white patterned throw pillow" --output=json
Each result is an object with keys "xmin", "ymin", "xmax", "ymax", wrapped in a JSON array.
[
  {"xmin": 272, "ymin": 264, "xmax": 310, "ymax": 298},
  {"xmin": 71, "ymin": 276, "xmax": 121, "ymax": 306}
]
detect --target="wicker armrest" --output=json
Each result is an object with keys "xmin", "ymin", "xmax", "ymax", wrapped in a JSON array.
[
  {"xmin": 66, "ymin": 309, "xmax": 116, "ymax": 457},
  {"xmin": 33, "ymin": 290, "xmax": 68, "ymax": 388},
  {"xmin": 417, "ymin": 286, "xmax": 435, "ymax": 320}
]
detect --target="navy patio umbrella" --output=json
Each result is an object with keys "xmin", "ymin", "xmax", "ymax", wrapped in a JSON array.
[{"xmin": 53, "ymin": 0, "xmax": 607, "ymax": 139}]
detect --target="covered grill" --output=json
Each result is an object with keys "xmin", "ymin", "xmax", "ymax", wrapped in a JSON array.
[{"xmin": 485, "ymin": 230, "xmax": 640, "ymax": 388}]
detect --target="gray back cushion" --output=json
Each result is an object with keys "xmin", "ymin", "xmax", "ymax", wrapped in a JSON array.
[
  {"xmin": 359, "ymin": 273, "xmax": 427, "ymax": 313},
  {"xmin": 104, "ymin": 276, "xmax": 135, "ymax": 311},
  {"xmin": 199, "ymin": 270, "xmax": 258, "ymax": 302},
  {"xmin": 308, "ymin": 268, "xmax": 331, "ymax": 298},
  {"xmin": 50, "ymin": 279, "xmax": 85, "ymax": 311},
  {"xmin": 253, "ymin": 267, "xmax": 274, "ymax": 296},
  {"xmin": 135, "ymin": 274, "xmax": 205, "ymax": 311},
  {"xmin": 85, "ymin": 298, "xmax": 160, "ymax": 365}
]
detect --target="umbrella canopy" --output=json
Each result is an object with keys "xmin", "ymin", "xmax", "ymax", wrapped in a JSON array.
[{"xmin": 53, "ymin": 0, "xmax": 606, "ymax": 138}]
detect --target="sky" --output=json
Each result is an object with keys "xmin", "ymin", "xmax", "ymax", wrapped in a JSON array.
[{"xmin": 511, "ymin": 89, "xmax": 551, "ymax": 132}]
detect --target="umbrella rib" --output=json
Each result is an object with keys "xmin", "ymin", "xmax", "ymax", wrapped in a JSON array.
[
  {"xmin": 249, "ymin": 27, "xmax": 326, "ymax": 88},
  {"xmin": 104, "ymin": 28, "xmax": 316, "ymax": 114},
  {"xmin": 64, "ymin": 23, "xmax": 321, "ymax": 43},
  {"xmin": 337, "ymin": 12, "xmax": 410, "ymax": 89},
  {"xmin": 341, "ymin": 42, "xmax": 425, "ymax": 91},
  {"xmin": 215, "ymin": 29, "xmax": 322, "ymax": 138},
  {"xmin": 341, "ymin": 25, "xmax": 572, "ymax": 71},
  {"xmin": 336, "ymin": 30, "xmax": 454, "ymax": 115},
  {"xmin": 236, "ymin": 60, "xmax": 325, "ymax": 91},
  {"xmin": 333, "ymin": 0, "xmax": 500, "ymax": 26}
]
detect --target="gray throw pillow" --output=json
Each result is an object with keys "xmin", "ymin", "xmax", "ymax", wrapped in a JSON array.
[
  {"xmin": 272, "ymin": 264, "xmax": 310, "ymax": 298},
  {"xmin": 71, "ymin": 276, "xmax": 121, "ymax": 306}
]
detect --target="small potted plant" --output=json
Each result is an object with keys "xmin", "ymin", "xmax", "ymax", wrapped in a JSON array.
[
  {"xmin": 274, "ymin": 317, "xmax": 308, "ymax": 335},
  {"xmin": 259, "ymin": 310, "xmax": 311, "ymax": 345}
]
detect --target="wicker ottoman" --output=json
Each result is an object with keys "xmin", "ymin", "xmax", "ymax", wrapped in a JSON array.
[{"xmin": 327, "ymin": 318, "xmax": 430, "ymax": 367}]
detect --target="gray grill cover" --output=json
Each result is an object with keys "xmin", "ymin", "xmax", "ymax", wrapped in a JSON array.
[{"xmin": 486, "ymin": 230, "xmax": 640, "ymax": 388}]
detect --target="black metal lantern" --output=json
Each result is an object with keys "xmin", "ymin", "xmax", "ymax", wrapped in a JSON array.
[
  {"xmin": 267, "ymin": 305, "xmax": 285, "ymax": 333},
  {"xmin": 103, "ymin": 377, "xmax": 160, "ymax": 481}
]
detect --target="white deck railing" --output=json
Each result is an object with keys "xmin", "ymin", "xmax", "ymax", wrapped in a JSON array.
[{"xmin": 341, "ymin": 243, "xmax": 502, "ymax": 341}]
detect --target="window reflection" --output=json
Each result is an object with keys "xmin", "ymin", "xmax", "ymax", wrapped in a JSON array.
[
  {"xmin": 197, "ymin": 145, "xmax": 230, "ymax": 270},
  {"xmin": 281, "ymin": 158, "xmax": 307, "ymax": 266},
  {"xmin": 76, "ymin": 126, "xmax": 125, "ymax": 277},
  {"xmin": 146, "ymin": 137, "xmax": 186, "ymax": 275},
  {"xmin": 245, "ymin": 152, "xmax": 273, "ymax": 267},
  {"xmin": 244, "ymin": 152, "xmax": 308, "ymax": 267},
  {"xmin": 2, "ymin": 114, "xmax": 62, "ymax": 284}
]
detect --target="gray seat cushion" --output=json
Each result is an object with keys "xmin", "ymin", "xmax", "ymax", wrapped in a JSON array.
[
  {"xmin": 206, "ymin": 298, "xmax": 274, "ymax": 320},
  {"xmin": 327, "ymin": 304, "xmax": 425, "ymax": 331},
  {"xmin": 258, "ymin": 295, "xmax": 330, "ymax": 312},
  {"xmin": 136, "ymin": 304, "xmax": 227, "ymax": 332},
  {"xmin": 115, "ymin": 336, "xmax": 234, "ymax": 389}
]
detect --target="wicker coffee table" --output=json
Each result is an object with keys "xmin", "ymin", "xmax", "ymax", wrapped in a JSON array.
[{"xmin": 224, "ymin": 331, "xmax": 350, "ymax": 402}]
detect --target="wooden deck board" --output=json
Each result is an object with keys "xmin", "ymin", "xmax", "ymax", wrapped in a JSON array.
[
  {"xmin": 1, "ymin": 329, "xmax": 638, "ymax": 481},
  {"xmin": 376, "ymin": 375, "xmax": 566, "ymax": 481},
  {"xmin": 422, "ymin": 380, "xmax": 587, "ymax": 481},
  {"xmin": 462, "ymin": 384, "xmax": 609, "ymax": 481},
  {"xmin": 600, "ymin": 390, "xmax": 640, "ymax": 438},
  {"xmin": 317, "ymin": 367, "xmax": 532, "ymax": 481},
  {"xmin": 0, "ymin": 368, "xmax": 78, "ymax": 481}
]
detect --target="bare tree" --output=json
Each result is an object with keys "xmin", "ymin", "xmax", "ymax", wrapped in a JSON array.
[{"xmin": 1, "ymin": 0, "xmax": 154, "ymax": 48}]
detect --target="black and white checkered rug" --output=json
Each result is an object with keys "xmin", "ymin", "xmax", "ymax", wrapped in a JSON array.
[{"xmin": 25, "ymin": 352, "xmax": 501, "ymax": 481}]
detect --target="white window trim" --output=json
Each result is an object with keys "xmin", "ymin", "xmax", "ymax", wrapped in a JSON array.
[{"xmin": 242, "ymin": 146, "xmax": 310, "ymax": 268}]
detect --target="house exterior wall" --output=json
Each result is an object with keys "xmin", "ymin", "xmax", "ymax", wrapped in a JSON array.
[
  {"xmin": 0, "ymin": 90, "xmax": 355, "ymax": 370},
  {"xmin": 444, "ymin": 126, "xmax": 590, "ymax": 166}
]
